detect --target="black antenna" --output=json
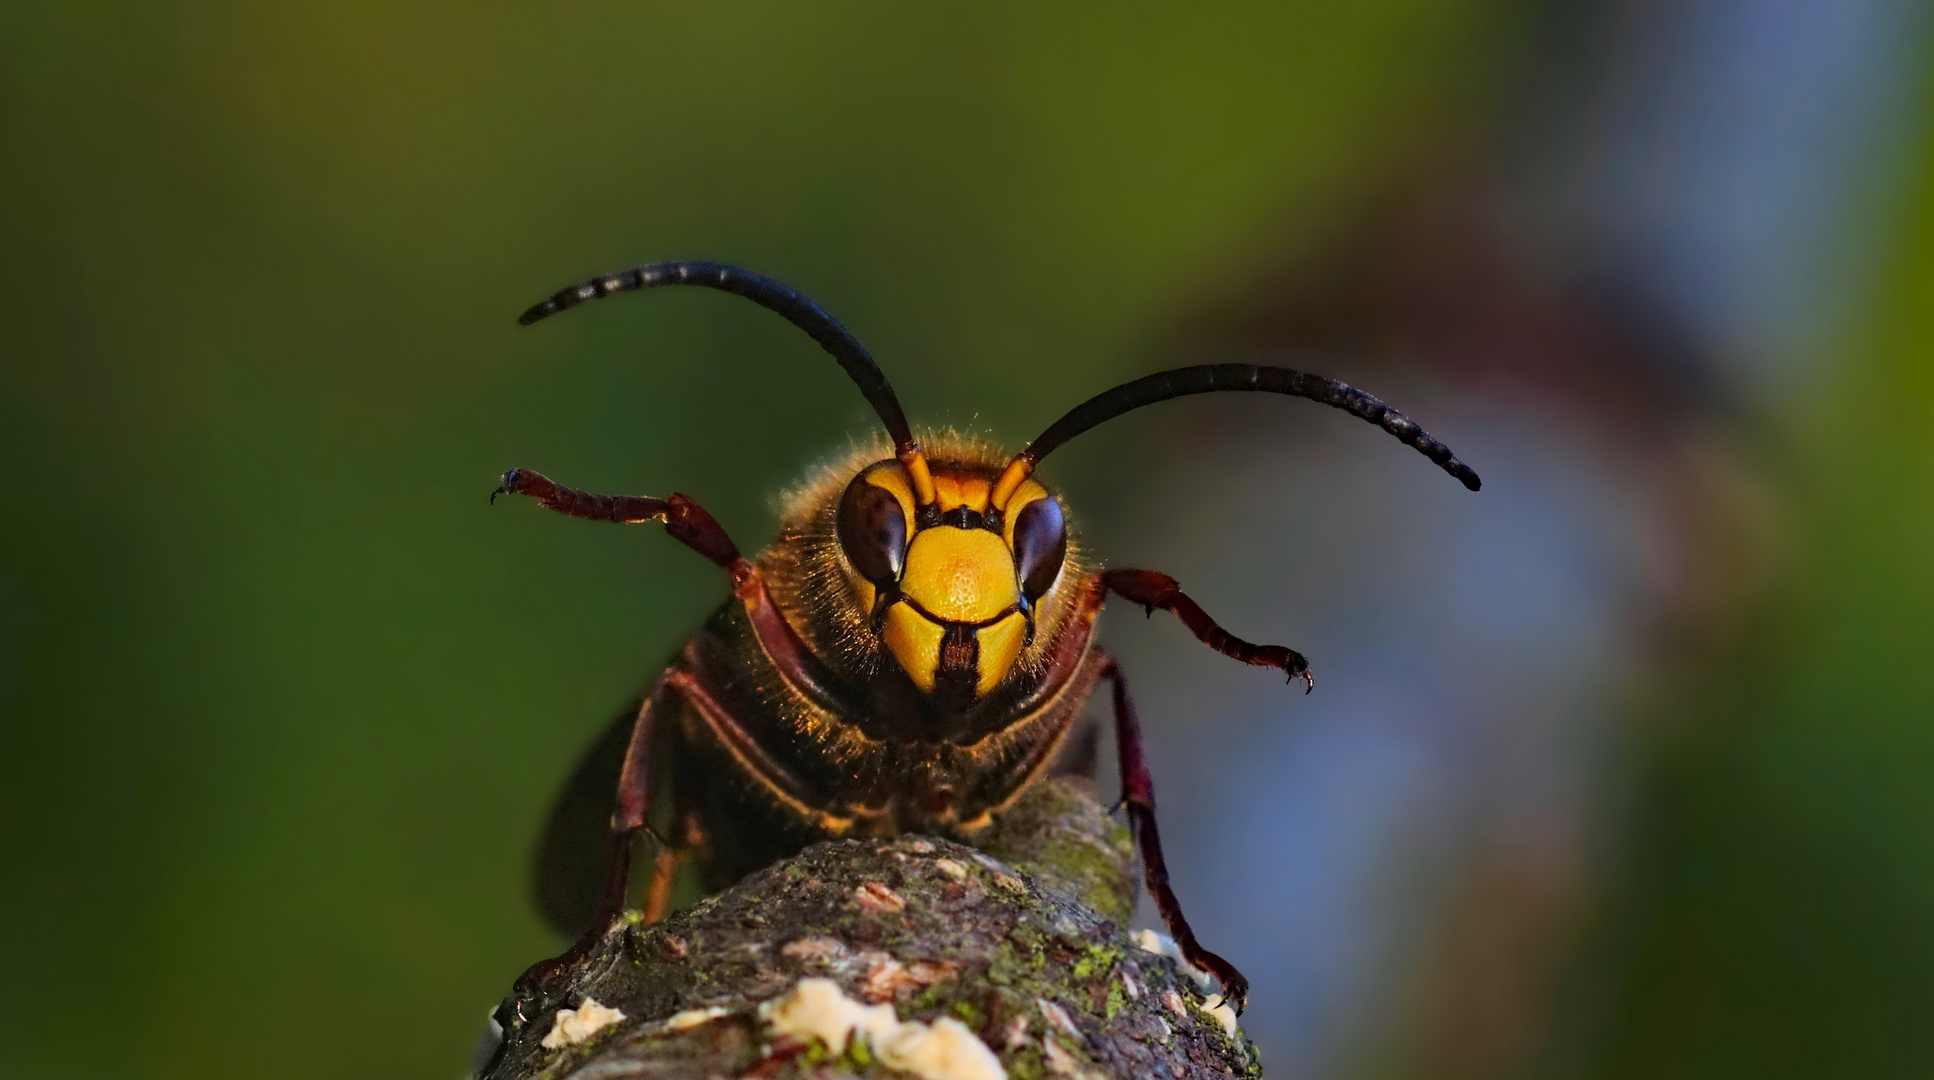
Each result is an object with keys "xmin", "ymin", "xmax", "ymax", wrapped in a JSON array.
[
  {"xmin": 992, "ymin": 363, "xmax": 1480, "ymax": 507},
  {"xmin": 519, "ymin": 260, "xmax": 918, "ymax": 458}
]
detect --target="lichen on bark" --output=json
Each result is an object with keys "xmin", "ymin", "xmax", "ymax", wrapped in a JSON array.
[{"xmin": 477, "ymin": 778, "xmax": 1262, "ymax": 1080}]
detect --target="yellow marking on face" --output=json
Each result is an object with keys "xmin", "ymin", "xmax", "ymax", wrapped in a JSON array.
[
  {"xmin": 975, "ymin": 612, "xmax": 1028, "ymax": 696},
  {"xmin": 853, "ymin": 461, "xmax": 1045, "ymax": 697},
  {"xmin": 882, "ymin": 602, "xmax": 945, "ymax": 692},
  {"xmin": 899, "ymin": 528, "xmax": 1018, "ymax": 624},
  {"xmin": 929, "ymin": 473, "xmax": 993, "ymax": 513}
]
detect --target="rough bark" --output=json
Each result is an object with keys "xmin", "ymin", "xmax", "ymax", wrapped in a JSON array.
[{"xmin": 475, "ymin": 778, "xmax": 1262, "ymax": 1080}]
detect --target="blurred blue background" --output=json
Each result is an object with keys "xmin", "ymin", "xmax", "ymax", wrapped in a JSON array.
[{"xmin": 2, "ymin": 3, "xmax": 1930, "ymax": 1077}]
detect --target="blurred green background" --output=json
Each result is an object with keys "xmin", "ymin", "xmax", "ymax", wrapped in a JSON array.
[{"xmin": 1, "ymin": 3, "xmax": 1929, "ymax": 1078}]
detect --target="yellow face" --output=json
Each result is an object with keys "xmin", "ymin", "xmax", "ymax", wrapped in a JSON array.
[{"xmin": 836, "ymin": 461, "xmax": 1066, "ymax": 699}]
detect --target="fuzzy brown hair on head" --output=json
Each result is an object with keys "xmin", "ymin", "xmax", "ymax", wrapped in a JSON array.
[{"xmin": 761, "ymin": 430, "xmax": 1088, "ymax": 691}]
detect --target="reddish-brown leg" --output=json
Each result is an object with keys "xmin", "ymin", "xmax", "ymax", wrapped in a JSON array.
[
  {"xmin": 1102, "ymin": 568, "xmax": 1312, "ymax": 691},
  {"xmin": 513, "ymin": 679, "xmax": 678, "ymax": 1003},
  {"xmin": 493, "ymin": 468, "xmax": 749, "ymax": 581},
  {"xmin": 493, "ymin": 469, "xmax": 844, "ymax": 710},
  {"xmin": 1098, "ymin": 652, "xmax": 1250, "ymax": 1015},
  {"xmin": 639, "ymin": 813, "xmax": 703, "ymax": 925}
]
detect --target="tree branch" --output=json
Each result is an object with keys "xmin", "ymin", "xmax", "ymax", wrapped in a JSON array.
[{"xmin": 475, "ymin": 778, "xmax": 1261, "ymax": 1080}]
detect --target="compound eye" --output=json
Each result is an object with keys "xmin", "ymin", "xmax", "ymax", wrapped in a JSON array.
[
  {"xmin": 837, "ymin": 474, "xmax": 909, "ymax": 586},
  {"xmin": 1011, "ymin": 496, "xmax": 1067, "ymax": 601}
]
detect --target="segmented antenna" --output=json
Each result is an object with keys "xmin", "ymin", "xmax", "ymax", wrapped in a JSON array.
[
  {"xmin": 519, "ymin": 261, "xmax": 924, "ymax": 470},
  {"xmin": 992, "ymin": 363, "xmax": 1481, "ymax": 507}
]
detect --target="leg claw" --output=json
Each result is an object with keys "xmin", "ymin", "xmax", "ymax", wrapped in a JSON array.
[{"xmin": 1190, "ymin": 949, "xmax": 1250, "ymax": 1018}]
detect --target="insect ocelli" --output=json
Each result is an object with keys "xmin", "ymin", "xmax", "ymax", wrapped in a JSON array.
[{"xmin": 494, "ymin": 260, "xmax": 1481, "ymax": 1017}]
